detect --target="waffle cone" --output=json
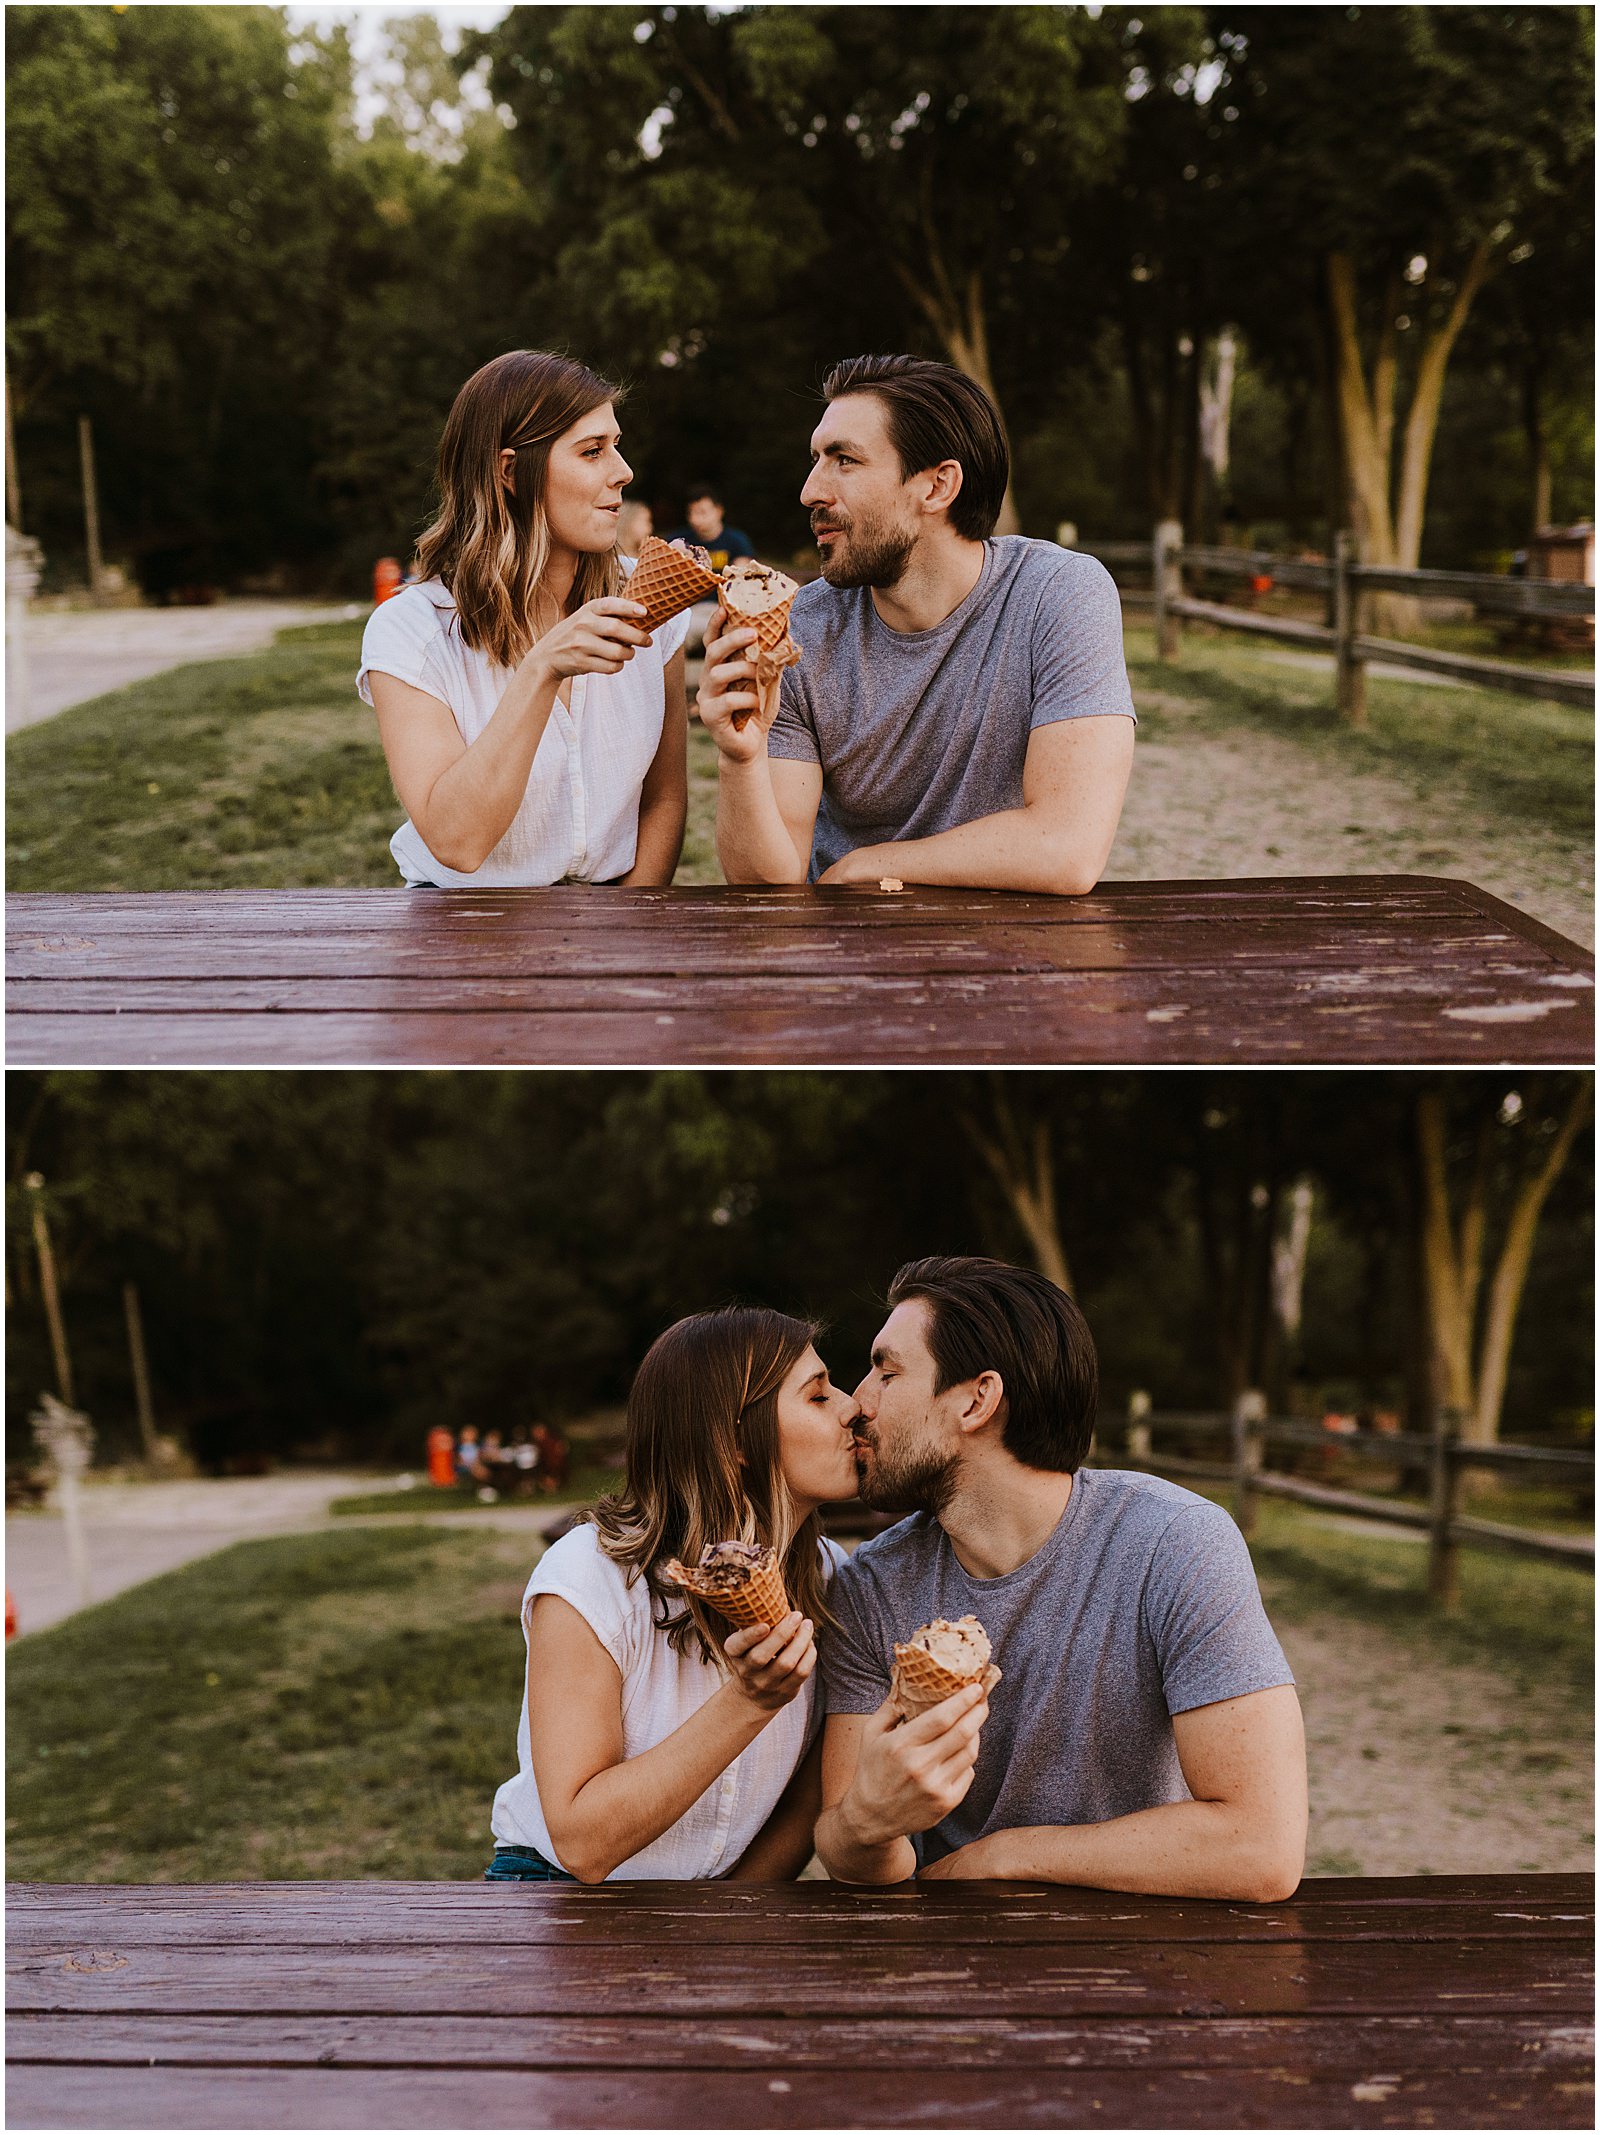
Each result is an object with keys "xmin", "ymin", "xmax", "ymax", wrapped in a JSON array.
[
  {"xmin": 663, "ymin": 1548, "xmax": 791, "ymax": 1631},
  {"xmin": 628, "ymin": 538, "xmax": 721, "ymax": 631},
  {"xmin": 719, "ymin": 559, "xmax": 802, "ymax": 729},
  {"xmin": 890, "ymin": 1620, "xmax": 1001, "ymax": 1722}
]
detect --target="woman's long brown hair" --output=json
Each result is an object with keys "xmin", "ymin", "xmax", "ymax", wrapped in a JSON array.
[
  {"xmin": 413, "ymin": 350, "xmax": 626, "ymax": 669},
  {"xmin": 589, "ymin": 1308, "xmax": 839, "ymax": 1666}
]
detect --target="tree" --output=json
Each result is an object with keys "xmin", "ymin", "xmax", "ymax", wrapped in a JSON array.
[
  {"xmin": 1415, "ymin": 1078, "xmax": 1593, "ymax": 1448},
  {"xmin": 474, "ymin": 6, "xmax": 1132, "ymax": 537},
  {"xmin": 6, "ymin": 5, "xmax": 354, "ymax": 584},
  {"xmin": 1219, "ymin": 6, "xmax": 1595, "ymax": 605}
]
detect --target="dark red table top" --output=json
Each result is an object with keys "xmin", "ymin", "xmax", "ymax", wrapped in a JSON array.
[
  {"xmin": 7, "ymin": 1874, "xmax": 1593, "ymax": 2127},
  {"xmin": 5, "ymin": 876, "xmax": 1593, "ymax": 1065}
]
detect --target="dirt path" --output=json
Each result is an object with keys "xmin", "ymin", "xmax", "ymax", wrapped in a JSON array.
[
  {"xmin": 4, "ymin": 1475, "xmax": 556, "ymax": 1636},
  {"xmin": 7, "ymin": 601, "xmax": 359, "ymax": 732},
  {"xmin": 1261, "ymin": 1580, "xmax": 1591, "ymax": 1877},
  {"xmin": 1109, "ymin": 696, "xmax": 1594, "ymax": 950}
]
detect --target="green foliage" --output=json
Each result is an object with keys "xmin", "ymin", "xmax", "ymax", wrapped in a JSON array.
[
  {"xmin": 4, "ymin": 5, "xmax": 1593, "ymax": 578},
  {"xmin": 6, "ymin": 1070, "xmax": 1591, "ymax": 1472}
]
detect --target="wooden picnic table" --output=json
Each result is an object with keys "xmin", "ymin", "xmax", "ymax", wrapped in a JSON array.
[
  {"xmin": 6, "ymin": 1874, "xmax": 1593, "ymax": 2128},
  {"xmin": 6, "ymin": 876, "xmax": 1592, "ymax": 1065}
]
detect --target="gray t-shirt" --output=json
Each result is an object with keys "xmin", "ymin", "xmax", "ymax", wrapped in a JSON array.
[
  {"xmin": 769, "ymin": 536, "xmax": 1135, "ymax": 881},
  {"xmin": 819, "ymin": 1468, "xmax": 1294, "ymax": 1869}
]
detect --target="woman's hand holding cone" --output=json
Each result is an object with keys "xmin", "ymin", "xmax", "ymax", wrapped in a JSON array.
[
  {"xmin": 723, "ymin": 1612, "xmax": 817, "ymax": 1713},
  {"xmin": 525, "ymin": 597, "xmax": 653, "ymax": 685}
]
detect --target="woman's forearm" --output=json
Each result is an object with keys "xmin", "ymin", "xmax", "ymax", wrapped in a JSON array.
[
  {"xmin": 551, "ymin": 1683, "xmax": 773, "ymax": 1882},
  {"xmin": 411, "ymin": 657, "xmax": 559, "ymax": 873}
]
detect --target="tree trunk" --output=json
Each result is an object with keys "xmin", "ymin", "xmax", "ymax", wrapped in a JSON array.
[
  {"xmin": 959, "ymin": 1087, "xmax": 1074, "ymax": 1296},
  {"xmin": 1416, "ymin": 1089, "xmax": 1484, "ymax": 1418},
  {"xmin": 1523, "ymin": 356, "xmax": 1552, "ymax": 536},
  {"xmin": 1467, "ymin": 1080, "xmax": 1592, "ymax": 1445},
  {"xmin": 1391, "ymin": 239, "xmax": 1497, "ymax": 572},
  {"xmin": 897, "ymin": 249, "xmax": 1019, "ymax": 535}
]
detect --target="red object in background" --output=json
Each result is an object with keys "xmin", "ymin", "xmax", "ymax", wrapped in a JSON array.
[
  {"xmin": 6, "ymin": 1589, "xmax": 17, "ymax": 1641},
  {"xmin": 426, "ymin": 1427, "xmax": 456, "ymax": 1488},
  {"xmin": 1251, "ymin": 574, "xmax": 1274, "ymax": 596},
  {"xmin": 374, "ymin": 556, "xmax": 403, "ymax": 605}
]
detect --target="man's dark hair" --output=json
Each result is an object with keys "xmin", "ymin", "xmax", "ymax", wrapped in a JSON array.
[
  {"xmin": 887, "ymin": 1255, "xmax": 1098, "ymax": 1473},
  {"xmin": 685, "ymin": 483, "xmax": 723, "ymax": 508},
  {"xmin": 821, "ymin": 355, "xmax": 1010, "ymax": 541}
]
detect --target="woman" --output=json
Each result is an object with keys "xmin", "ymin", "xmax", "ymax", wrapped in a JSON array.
[
  {"xmin": 358, "ymin": 350, "xmax": 688, "ymax": 887},
  {"xmin": 487, "ymin": 1309, "xmax": 860, "ymax": 1882}
]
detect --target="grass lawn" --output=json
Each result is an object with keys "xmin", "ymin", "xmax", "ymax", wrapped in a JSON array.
[
  {"xmin": 329, "ymin": 1461, "xmax": 618, "ymax": 1518},
  {"xmin": 5, "ymin": 1501, "xmax": 1590, "ymax": 1883},
  {"xmin": 5, "ymin": 613, "xmax": 1590, "ymax": 897}
]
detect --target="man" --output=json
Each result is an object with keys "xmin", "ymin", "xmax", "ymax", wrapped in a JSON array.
[
  {"xmin": 672, "ymin": 485, "xmax": 756, "ymax": 574},
  {"xmin": 700, "ymin": 355, "xmax": 1136, "ymax": 892},
  {"xmin": 815, "ymin": 1256, "xmax": 1307, "ymax": 1897}
]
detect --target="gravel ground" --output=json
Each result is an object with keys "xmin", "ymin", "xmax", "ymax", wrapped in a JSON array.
[{"xmin": 1109, "ymin": 695, "xmax": 1594, "ymax": 950}]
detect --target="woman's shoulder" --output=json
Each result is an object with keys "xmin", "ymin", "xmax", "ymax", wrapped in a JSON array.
[
  {"xmin": 819, "ymin": 1535, "xmax": 851, "ymax": 1578},
  {"xmin": 362, "ymin": 579, "xmax": 456, "ymax": 650}
]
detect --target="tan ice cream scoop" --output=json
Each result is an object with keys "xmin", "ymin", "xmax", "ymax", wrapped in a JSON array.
[
  {"xmin": 662, "ymin": 1541, "xmax": 791, "ymax": 1631},
  {"xmin": 889, "ymin": 1614, "xmax": 1001, "ymax": 1722}
]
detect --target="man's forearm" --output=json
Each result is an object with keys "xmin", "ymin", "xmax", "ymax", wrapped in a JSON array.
[
  {"xmin": 715, "ymin": 756, "xmax": 808, "ymax": 883},
  {"xmin": 835, "ymin": 808, "xmax": 1099, "ymax": 896},
  {"xmin": 814, "ymin": 1801, "xmax": 918, "ymax": 1885},
  {"xmin": 948, "ymin": 1799, "xmax": 1302, "ymax": 1901}
]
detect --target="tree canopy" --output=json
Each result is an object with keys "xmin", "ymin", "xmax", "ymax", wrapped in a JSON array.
[
  {"xmin": 7, "ymin": 1072, "xmax": 1591, "ymax": 1472},
  {"xmin": 5, "ymin": 4, "xmax": 1592, "ymax": 591}
]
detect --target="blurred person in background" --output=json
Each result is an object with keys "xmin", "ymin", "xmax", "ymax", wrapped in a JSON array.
[
  {"xmin": 359, "ymin": 351, "xmax": 689, "ymax": 887},
  {"xmin": 616, "ymin": 501, "xmax": 654, "ymax": 559},
  {"xmin": 672, "ymin": 484, "xmax": 755, "ymax": 573},
  {"xmin": 486, "ymin": 1308, "xmax": 858, "ymax": 1883}
]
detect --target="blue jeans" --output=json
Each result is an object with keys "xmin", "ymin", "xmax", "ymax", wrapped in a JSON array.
[{"xmin": 484, "ymin": 1843, "xmax": 575, "ymax": 1883}]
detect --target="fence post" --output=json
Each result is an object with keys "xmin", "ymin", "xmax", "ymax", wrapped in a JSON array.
[
  {"xmin": 1333, "ymin": 529, "xmax": 1368, "ymax": 729},
  {"xmin": 1232, "ymin": 1389, "xmax": 1267, "ymax": 1539},
  {"xmin": 1427, "ymin": 1404, "xmax": 1465, "ymax": 1611},
  {"xmin": 1153, "ymin": 519, "xmax": 1183, "ymax": 660},
  {"xmin": 1127, "ymin": 1389, "xmax": 1152, "ymax": 1465}
]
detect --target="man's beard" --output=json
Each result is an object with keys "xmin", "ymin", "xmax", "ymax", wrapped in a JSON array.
[
  {"xmin": 815, "ymin": 514, "xmax": 915, "ymax": 590},
  {"xmin": 854, "ymin": 1432, "xmax": 960, "ymax": 1518}
]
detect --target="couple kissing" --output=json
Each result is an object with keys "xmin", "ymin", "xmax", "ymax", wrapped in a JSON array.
[{"xmin": 486, "ymin": 1255, "xmax": 1307, "ymax": 1897}]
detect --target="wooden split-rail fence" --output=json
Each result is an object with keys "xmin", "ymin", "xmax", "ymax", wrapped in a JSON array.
[
  {"xmin": 1082, "ymin": 527, "xmax": 1594, "ymax": 724},
  {"xmin": 1109, "ymin": 1392, "xmax": 1594, "ymax": 1609}
]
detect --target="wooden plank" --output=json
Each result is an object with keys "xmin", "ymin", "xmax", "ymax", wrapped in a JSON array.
[
  {"xmin": 1350, "ymin": 564, "xmax": 1596, "ymax": 615},
  {"xmin": 3, "ymin": 877, "xmax": 1553, "ymax": 935},
  {"xmin": 1450, "ymin": 1514, "xmax": 1595, "ymax": 1566},
  {"xmin": 1179, "ymin": 548, "xmax": 1335, "ymax": 592},
  {"xmin": 7, "ymin": 914, "xmax": 1519, "ymax": 983},
  {"xmin": 7, "ymin": 1870, "xmax": 1590, "ymax": 1918},
  {"xmin": 9, "ymin": 2007, "xmax": 1592, "ymax": 2073},
  {"xmin": 1351, "ymin": 634, "xmax": 1594, "ymax": 708},
  {"xmin": 9, "ymin": 1937, "xmax": 1591, "ymax": 2018},
  {"xmin": 7, "ymin": 2059, "xmax": 1593, "ymax": 2129},
  {"xmin": 14, "ymin": 950, "xmax": 1591, "ymax": 1017},
  {"xmin": 9, "ymin": 1892, "xmax": 1591, "ymax": 1951},
  {"xmin": 7, "ymin": 1872, "xmax": 1584, "ymax": 1915},
  {"xmin": 1167, "ymin": 597, "xmax": 1338, "ymax": 646},
  {"xmin": 10, "ymin": 987, "xmax": 1590, "ymax": 1066}
]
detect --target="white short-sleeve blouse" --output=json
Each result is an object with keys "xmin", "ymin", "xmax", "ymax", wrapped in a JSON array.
[
  {"xmin": 490, "ymin": 1523, "xmax": 849, "ymax": 1879},
  {"xmin": 357, "ymin": 564, "xmax": 691, "ymax": 887}
]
